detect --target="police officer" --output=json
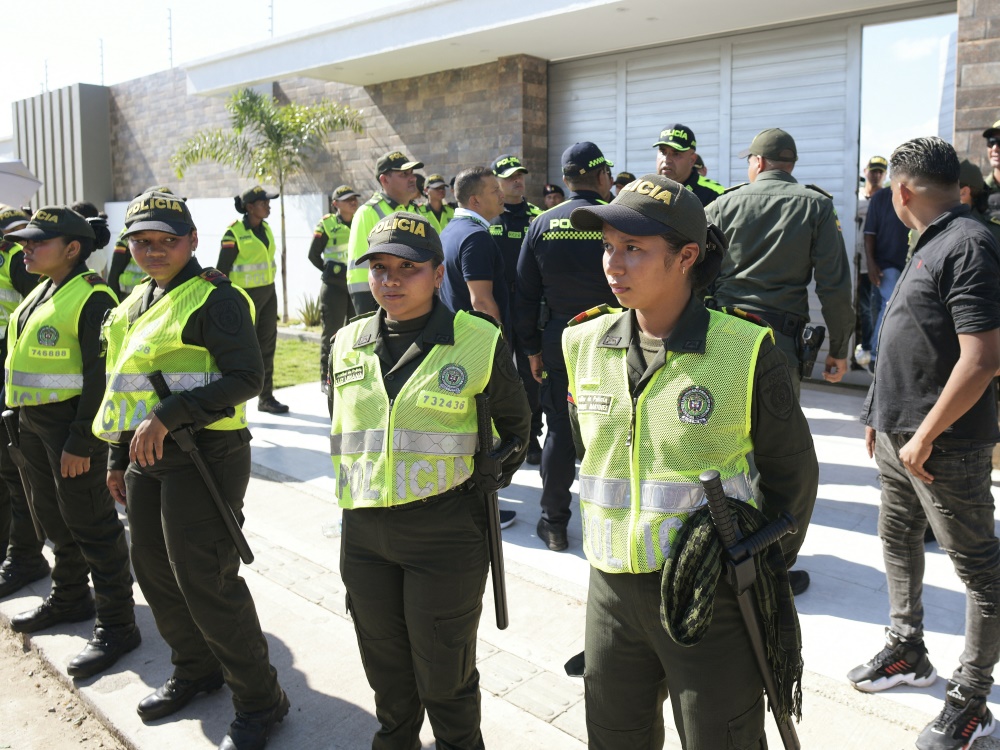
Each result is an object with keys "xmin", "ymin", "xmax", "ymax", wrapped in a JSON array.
[
  {"xmin": 488, "ymin": 155, "xmax": 543, "ymax": 462},
  {"xmin": 332, "ymin": 211, "xmax": 530, "ymax": 749},
  {"xmin": 4, "ymin": 207, "xmax": 139, "ymax": 678},
  {"xmin": 654, "ymin": 124, "xmax": 725, "ymax": 206},
  {"xmin": 983, "ymin": 119, "xmax": 1000, "ymax": 220},
  {"xmin": 542, "ymin": 183, "xmax": 565, "ymax": 209},
  {"xmin": 108, "ymin": 185, "xmax": 177, "ymax": 300},
  {"xmin": 218, "ymin": 185, "xmax": 288, "ymax": 415},
  {"xmin": 0, "ymin": 206, "xmax": 48, "ymax": 598},
  {"xmin": 98, "ymin": 191, "xmax": 287, "ymax": 750},
  {"xmin": 309, "ymin": 184, "xmax": 359, "ymax": 387},
  {"xmin": 514, "ymin": 142, "xmax": 618, "ymax": 552},
  {"xmin": 706, "ymin": 128, "xmax": 853, "ymax": 594},
  {"xmin": 565, "ymin": 174, "xmax": 815, "ymax": 748},
  {"xmin": 346, "ymin": 150, "xmax": 424, "ymax": 315},
  {"xmin": 612, "ymin": 171, "xmax": 636, "ymax": 197},
  {"xmin": 417, "ymin": 173, "xmax": 455, "ymax": 234}
]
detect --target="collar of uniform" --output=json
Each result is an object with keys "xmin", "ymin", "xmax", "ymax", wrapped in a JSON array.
[
  {"xmin": 602, "ymin": 294, "xmax": 708, "ymax": 354},
  {"xmin": 913, "ymin": 203, "xmax": 970, "ymax": 253},
  {"xmin": 352, "ymin": 299, "xmax": 457, "ymax": 349},
  {"xmin": 753, "ymin": 170, "xmax": 797, "ymax": 186},
  {"xmin": 568, "ymin": 190, "xmax": 606, "ymax": 204},
  {"xmin": 503, "ymin": 199, "xmax": 529, "ymax": 216},
  {"xmin": 162, "ymin": 257, "xmax": 202, "ymax": 292}
]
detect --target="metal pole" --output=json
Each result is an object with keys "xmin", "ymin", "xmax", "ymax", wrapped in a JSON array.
[
  {"xmin": 167, "ymin": 9, "xmax": 173, "ymax": 69},
  {"xmin": 269, "ymin": 0, "xmax": 274, "ymax": 37}
]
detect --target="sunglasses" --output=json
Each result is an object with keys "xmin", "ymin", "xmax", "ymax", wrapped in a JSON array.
[{"xmin": 988, "ymin": 137, "xmax": 1000, "ymax": 148}]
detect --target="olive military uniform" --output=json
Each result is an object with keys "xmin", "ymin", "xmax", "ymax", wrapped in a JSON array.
[
  {"xmin": 307, "ymin": 212, "xmax": 354, "ymax": 381},
  {"xmin": 218, "ymin": 217, "xmax": 280, "ymax": 404},
  {"xmin": 706, "ymin": 170, "xmax": 855, "ymax": 396},
  {"xmin": 334, "ymin": 301, "xmax": 530, "ymax": 749},
  {"xmin": 103, "ymin": 258, "xmax": 283, "ymax": 714},
  {"xmin": 6, "ymin": 263, "xmax": 136, "ymax": 629},
  {"xmin": 566, "ymin": 298, "xmax": 816, "ymax": 748}
]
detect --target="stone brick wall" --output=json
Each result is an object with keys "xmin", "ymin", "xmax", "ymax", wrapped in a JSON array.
[
  {"xmin": 954, "ymin": 0, "xmax": 1000, "ymax": 167},
  {"xmin": 109, "ymin": 55, "xmax": 549, "ymax": 205}
]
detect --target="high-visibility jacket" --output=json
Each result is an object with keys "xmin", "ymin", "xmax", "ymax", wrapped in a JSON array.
[
  {"xmin": 5, "ymin": 272, "xmax": 115, "ymax": 407},
  {"xmin": 114, "ymin": 228, "xmax": 146, "ymax": 293},
  {"xmin": 0, "ymin": 242, "xmax": 26, "ymax": 341},
  {"xmin": 330, "ymin": 311, "xmax": 499, "ymax": 508},
  {"xmin": 417, "ymin": 203, "xmax": 455, "ymax": 235},
  {"xmin": 317, "ymin": 213, "xmax": 351, "ymax": 264},
  {"xmin": 562, "ymin": 307, "xmax": 769, "ymax": 574},
  {"xmin": 226, "ymin": 219, "xmax": 276, "ymax": 289},
  {"xmin": 346, "ymin": 196, "xmax": 412, "ymax": 294},
  {"xmin": 93, "ymin": 273, "xmax": 253, "ymax": 442}
]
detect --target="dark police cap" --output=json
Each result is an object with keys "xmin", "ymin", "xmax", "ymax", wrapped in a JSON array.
[
  {"xmin": 426, "ymin": 174, "xmax": 447, "ymax": 188},
  {"xmin": 654, "ymin": 124, "xmax": 696, "ymax": 152},
  {"xmin": 543, "ymin": 184, "xmax": 564, "ymax": 196},
  {"xmin": 5, "ymin": 205, "xmax": 95, "ymax": 242},
  {"xmin": 614, "ymin": 171, "xmax": 636, "ymax": 186},
  {"xmin": 122, "ymin": 191, "xmax": 196, "ymax": 237},
  {"xmin": 983, "ymin": 119, "xmax": 1000, "ymax": 139},
  {"xmin": 0, "ymin": 206, "xmax": 30, "ymax": 233},
  {"xmin": 570, "ymin": 173, "xmax": 707, "ymax": 259},
  {"xmin": 491, "ymin": 154, "xmax": 528, "ymax": 179},
  {"xmin": 866, "ymin": 156, "xmax": 888, "ymax": 172},
  {"xmin": 333, "ymin": 185, "xmax": 360, "ymax": 201},
  {"xmin": 959, "ymin": 160, "xmax": 986, "ymax": 194},
  {"xmin": 240, "ymin": 185, "xmax": 279, "ymax": 204},
  {"xmin": 357, "ymin": 211, "xmax": 443, "ymax": 265},
  {"xmin": 376, "ymin": 150, "xmax": 424, "ymax": 176},
  {"xmin": 562, "ymin": 142, "xmax": 613, "ymax": 176},
  {"xmin": 739, "ymin": 128, "xmax": 798, "ymax": 162}
]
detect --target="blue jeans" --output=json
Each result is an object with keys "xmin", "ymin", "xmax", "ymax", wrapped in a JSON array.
[
  {"xmin": 872, "ymin": 266, "xmax": 901, "ymax": 360},
  {"xmin": 875, "ymin": 431, "xmax": 1000, "ymax": 695}
]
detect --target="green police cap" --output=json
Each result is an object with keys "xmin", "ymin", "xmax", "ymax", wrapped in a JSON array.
[
  {"xmin": 426, "ymin": 174, "xmax": 447, "ymax": 188},
  {"xmin": 0, "ymin": 206, "xmax": 30, "ymax": 233},
  {"xmin": 570, "ymin": 173, "xmax": 708, "ymax": 260},
  {"xmin": 333, "ymin": 184, "xmax": 360, "ymax": 201},
  {"xmin": 866, "ymin": 156, "xmax": 888, "ymax": 172},
  {"xmin": 653, "ymin": 124, "xmax": 696, "ymax": 152},
  {"xmin": 376, "ymin": 150, "xmax": 424, "ymax": 176},
  {"xmin": 240, "ymin": 185, "xmax": 279, "ymax": 204},
  {"xmin": 982, "ymin": 120, "xmax": 1000, "ymax": 139},
  {"xmin": 357, "ymin": 211, "xmax": 443, "ymax": 265},
  {"xmin": 491, "ymin": 154, "xmax": 528, "ymax": 179},
  {"xmin": 959, "ymin": 160, "xmax": 986, "ymax": 195},
  {"xmin": 614, "ymin": 171, "xmax": 637, "ymax": 186},
  {"xmin": 5, "ymin": 206, "xmax": 95, "ymax": 242},
  {"xmin": 739, "ymin": 128, "xmax": 798, "ymax": 162},
  {"xmin": 122, "ymin": 191, "xmax": 196, "ymax": 237}
]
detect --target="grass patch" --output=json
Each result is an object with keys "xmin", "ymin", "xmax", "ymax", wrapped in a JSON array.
[{"xmin": 273, "ymin": 337, "xmax": 321, "ymax": 389}]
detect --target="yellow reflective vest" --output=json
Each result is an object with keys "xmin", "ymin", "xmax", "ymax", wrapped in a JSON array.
[
  {"xmin": 346, "ymin": 196, "xmax": 412, "ymax": 294},
  {"xmin": 0, "ymin": 242, "xmax": 27, "ymax": 341},
  {"xmin": 318, "ymin": 214, "xmax": 351, "ymax": 264},
  {"xmin": 114, "ymin": 228, "xmax": 146, "ymax": 293},
  {"xmin": 562, "ymin": 307, "xmax": 769, "ymax": 574},
  {"xmin": 93, "ymin": 274, "xmax": 254, "ymax": 442},
  {"xmin": 226, "ymin": 219, "xmax": 276, "ymax": 289},
  {"xmin": 330, "ymin": 311, "xmax": 500, "ymax": 508},
  {"xmin": 417, "ymin": 203, "xmax": 455, "ymax": 235},
  {"xmin": 5, "ymin": 272, "xmax": 116, "ymax": 407}
]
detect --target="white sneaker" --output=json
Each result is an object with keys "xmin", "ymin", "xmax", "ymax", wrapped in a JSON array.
[{"xmin": 854, "ymin": 345, "xmax": 872, "ymax": 367}]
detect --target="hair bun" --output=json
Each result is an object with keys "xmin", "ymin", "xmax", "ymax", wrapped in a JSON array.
[
  {"xmin": 234, "ymin": 196, "xmax": 246, "ymax": 214},
  {"xmin": 87, "ymin": 216, "xmax": 111, "ymax": 249}
]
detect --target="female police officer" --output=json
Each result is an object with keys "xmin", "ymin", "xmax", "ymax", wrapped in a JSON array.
[
  {"xmin": 330, "ymin": 211, "xmax": 530, "ymax": 749},
  {"xmin": 96, "ymin": 190, "xmax": 287, "ymax": 750},
  {"xmin": 217, "ymin": 185, "xmax": 287, "ymax": 414},
  {"xmin": 4, "ymin": 207, "xmax": 138, "ymax": 678},
  {"xmin": 564, "ymin": 175, "xmax": 817, "ymax": 748}
]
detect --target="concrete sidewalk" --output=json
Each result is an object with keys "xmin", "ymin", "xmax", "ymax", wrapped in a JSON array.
[{"xmin": 2, "ymin": 380, "xmax": 999, "ymax": 749}]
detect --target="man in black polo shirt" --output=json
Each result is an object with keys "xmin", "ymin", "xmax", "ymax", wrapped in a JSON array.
[
  {"xmin": 863, "ymin": 182, "xmax": 910, "ymax": 368},
  {"xmin": 849, "ymin": 137, "xmax": 1000, "ymax": 750},
  {"xmin": 653, "ymin": 124, "xmax": 724, "ymax": 206}
]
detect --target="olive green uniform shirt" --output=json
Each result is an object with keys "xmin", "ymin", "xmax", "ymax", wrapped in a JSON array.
[{"xmin": 706, "ymin": 169, "xmax": 855, "ymax": 359}]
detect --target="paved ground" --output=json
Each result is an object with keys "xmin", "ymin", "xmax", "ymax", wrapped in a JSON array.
[{"xmin": 2, "ymin": 380, "xmax": 999, "ymax": 749}]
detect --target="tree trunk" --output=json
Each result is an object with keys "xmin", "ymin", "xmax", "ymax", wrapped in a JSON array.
[{"xmin": 278, "ymin": 187, "xmax": 288, "ymax": 323}]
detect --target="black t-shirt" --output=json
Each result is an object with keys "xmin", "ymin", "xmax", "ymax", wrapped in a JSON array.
[
  {"xmin": 863, "ymin": 187, "xmax": 910, "ymax": 271},
  {"xmin": 439, "ymin": 215, "xmax": 509, "ymax": 325},
  {"xmin": 862, "ymin": 205, "xmax": 1000, "ymax": 440}
]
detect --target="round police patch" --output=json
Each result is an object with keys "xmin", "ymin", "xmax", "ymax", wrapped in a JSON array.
[
  {"xmin": 37, "ymin": 325, "xmax": 59, "ymax": 346},
  {"xmin": 761, "ymin": 366, "xmax": 794, "ymax": 421},
  {"xmin": 208, "ymin": 299, "xmax": 242, "ymax": 336},
  {"xmin": 677, "ymin": 386, "xmax": 713, "ymax": 425},
  {"xmin": 439, "ymin": 364, "xmax": 468, "ymax": 394},
  {"xmin": 0, "ymin": 254, "xmax": 6, "ymax": 268}
]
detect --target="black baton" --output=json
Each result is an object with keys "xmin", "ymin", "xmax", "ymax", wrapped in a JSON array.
[
  {"xmin": 148, "ymin": 371, "xmax": 254, "ymax": 565},
  {"xmin": 1, "ymin": 409, "xmax": 45, "ymax": 542},
  {"xmin": 700, "ymin": 469, "xmax": 800, "ymax": 750},
  {"xmin": 474, "ymin": 393, "xmax": 520, "ymax": 630}
]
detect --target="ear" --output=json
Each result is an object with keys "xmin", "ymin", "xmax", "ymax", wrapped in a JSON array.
[
  {"xmin": 434, "ymin": 263, "xmax": 445, "ymax": 286},
  {"xmin": 65, "ymin": 239, "xmax": 81, "ymax": 261},
  {"xmin": 896, "ymin": 181, "xmax": 914, "ymax": 207},
  {"xmin": 678, "ymin": 243, "xmax": 700, "ymax": 270},
  {"xmin": 190, "ymin": 230, "xmax": 199, "ymax": 253}
]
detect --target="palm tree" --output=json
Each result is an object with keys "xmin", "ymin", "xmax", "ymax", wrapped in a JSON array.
[{"xmin": 172, "ymin": 87, "xmax": 364, "ymax": 321}]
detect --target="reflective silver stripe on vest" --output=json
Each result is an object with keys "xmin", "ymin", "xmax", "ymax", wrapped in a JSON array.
[
  {"xmin": 348, "ymin": 280, "xmax": 371, "ymax": 293},
  {"xmin": 330, "ymin": 429, "xmax": 477, "ymax": 457},
  {"xmin": 232, "ymin": 262, "xmax": 271, "ymax": 272},
  {"xmin": 106, "ymin": 372, "xmax": 222, "ymax": 392},
  {"xmin": 0, "ymin": 288, "xmax": 21, "ymax": 302},
  {"xmin": 372, "ymin": 203, "xmax": 387, "ymax": 219},
  {"xmin": 580, "ymin": 473, "xmax": 753, "ymax": 512},
  {"xmin": 330, "ymin": 429, "xmax": 386, "ymax": 455},
  {"xmin": 8, "ymin": 371, "xmax": 84, "ymax": 389}
]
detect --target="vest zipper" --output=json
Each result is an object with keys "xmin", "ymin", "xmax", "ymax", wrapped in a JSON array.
[{"xmin": 628, "ymin": 394, "xmax": 640, "ymax": 572}]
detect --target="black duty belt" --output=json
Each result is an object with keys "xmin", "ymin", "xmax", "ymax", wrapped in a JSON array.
[{"xmin": 746, "ymin": 309, "xmax": 805, "ymax": 339}]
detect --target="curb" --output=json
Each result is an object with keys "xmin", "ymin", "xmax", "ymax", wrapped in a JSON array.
[{"xmin": 276, "ymin": 326, "xmax": 321, "ymax": 343}]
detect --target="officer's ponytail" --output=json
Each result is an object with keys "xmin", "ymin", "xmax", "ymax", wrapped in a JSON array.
[
  {"xmin": 234, "ymin": 195, "xmax": 247, "ymax": 214},
  {"xmin": 692, "ymin": 223, "xmax": 727, "ymax": 293},
  {"xmin": 71, "ymin": 217, "xmax": 110, "ymax": 262}
]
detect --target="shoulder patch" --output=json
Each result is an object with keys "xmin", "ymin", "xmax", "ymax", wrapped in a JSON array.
[
  {"xmin": 208, "ymin": 299, "xmax": 243, "ymax": 336},
  {"xmin": 723, "ymin": 306, "xmax": 770, "ymax": 328},
  {"xmin": 200, "ymin": 268, "xmax": 231, "ymax": 286},
  {"xmin": 723, "ymin": 182, "xmax": 748, "ymax": 194},
  {"xmin": 698, "ymin": 176, "xmax": 725, "ymax": 193},
  {"xmin": 760, "ymin": 365, "xmax": 794, "ymax": 422},
  {"xmin": 82, "ymin": 272, "xmax": 107, "ymax": 286},
  {"xmin": 568, "ymin": 304, "xmax": 619, "ymax": 327},
  {"xmin": 468, "ymin": 310, "xmax": 501, "ymax": 328},
  {"xmin": 805, "ymin": 184, "xmax": 833, "ymax": 199}
]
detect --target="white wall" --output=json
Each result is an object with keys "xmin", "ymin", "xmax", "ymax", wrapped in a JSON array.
[{"xmin": 104, "ymin": 193, "xmax": 328, "ymax": 318}]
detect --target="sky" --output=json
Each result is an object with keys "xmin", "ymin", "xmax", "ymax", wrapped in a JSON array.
[{"xmin": 2, "ymin": 2, "xmax": 958, "ymax": 178}]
